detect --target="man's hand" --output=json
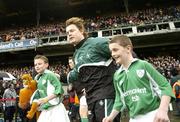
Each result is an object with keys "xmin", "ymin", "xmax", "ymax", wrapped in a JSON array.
[
  {"xmin": 102, "ymin": 109, "xmax": 119, "ymax": 122},
  {"xmin": 79, "ymin": 105, "xmax": 88, "ymax": 118}
]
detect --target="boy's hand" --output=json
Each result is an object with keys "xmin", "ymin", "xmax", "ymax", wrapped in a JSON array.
[
  {"xmin": 37, "ymin": 98, "xmax": 48, "ymax": 105},
  {"xmin": 153, "ymin": 108, "xmax": 170, "ymax": 122}
]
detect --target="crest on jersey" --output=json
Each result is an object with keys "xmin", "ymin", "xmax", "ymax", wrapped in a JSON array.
[
  {"xmin": 136, "ymin": 69, "xmax": 145, "ymax": 78},
  {"xmin": 99, "ymin": 100, "xmax": 104, "ymax": 106}
]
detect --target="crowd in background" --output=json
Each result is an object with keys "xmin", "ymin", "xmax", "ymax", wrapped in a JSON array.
[
  {"xmin": 1, "ymin": 63, "xmax": 70, "ymax": 84},
  {"xmin": 145, "ymin": 56, "xmax": 180, "ymax": 81},
  {"xmin": 0, "ymin": 55, "xmax": 179, "ymax": 121},
  {"xmin": 0, "ymin": 6, "xmax": 180, "ymax": 42},
  {"xmin": 0, "ymin": 55, "xmax": 179, "ymax": 84},
  {"xmin": 85, "ymin": 6, "xmax": 180, "ymax": 31}
]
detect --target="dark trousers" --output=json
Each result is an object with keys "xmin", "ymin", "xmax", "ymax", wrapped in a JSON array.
[
  {"xmin": 4, "ymin": 106, "xmax": 15, "ymax": 122},
  {"xmin": 68, "ymin": 103, "xmax": 80, "ymax": 122},
  {"xmin": 18, "ymin": 106, "xmax": 36, "ymax": 122},
  {"xmin": 175, "ymin": 99, "xmax": 180, "ymax": 114},
  {"xmin": 88, "ymin": 99, "xmax": 121, "ymax": 122}
]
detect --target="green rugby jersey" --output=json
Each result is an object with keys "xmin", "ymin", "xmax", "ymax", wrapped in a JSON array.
[
  {"xmin": 33, "ymin": 69, "xmax": 64, "ymax": 110},
  {"xmin": 113, "ymin": 59, "xmax": 175, "ymax": 118}
]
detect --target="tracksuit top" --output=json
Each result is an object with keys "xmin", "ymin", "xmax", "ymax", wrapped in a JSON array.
[
  {"xmin": 68, "ymin": 37, "xmax": 116, "ymax": 104},
  {"xmin": 113, "ymin": 58, "xmax": 175, "ymax": 118}
]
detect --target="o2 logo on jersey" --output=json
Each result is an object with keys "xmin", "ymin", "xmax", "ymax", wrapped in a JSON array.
[{"xmin": 136, "ymin": 69, "xmax": 145, "ymax": 78}]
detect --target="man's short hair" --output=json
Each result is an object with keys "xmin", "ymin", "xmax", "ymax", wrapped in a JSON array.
[{"xmin": 66, "ymin": 17, "xmax": 88, "ymax": 38}]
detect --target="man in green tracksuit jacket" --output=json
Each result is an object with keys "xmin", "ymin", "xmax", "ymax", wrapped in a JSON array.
[
  {"xmin": 103, "ymin": 35, "xmax": 175, "ymax": 122},
  {"xmin": 66, "ymin": 17, "xmax": 120, "ymax": 122}
]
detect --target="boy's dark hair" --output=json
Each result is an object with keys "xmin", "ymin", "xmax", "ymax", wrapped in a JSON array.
[{"xmin": 110, "ymin": 35, "xmax": 133, "ymax": 50}]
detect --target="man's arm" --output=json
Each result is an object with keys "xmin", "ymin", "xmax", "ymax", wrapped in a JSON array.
[
  {"xmin": 96, "ymin": 37, "xmax": 111, "ymax": 58},
  {"xmin": 103, "ymin": 109, "xmax": 119, "ymax": 122},
  {"xmin": 103, "ymin": 73, "xmax": 123, "ymax": 122}
]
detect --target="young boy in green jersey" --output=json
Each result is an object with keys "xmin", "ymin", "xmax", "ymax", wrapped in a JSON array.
[
  {"xmin": 103, "ymin": 35, "xmax": 175, "ymax": 122},
  {"xmin": 33, "ymin": 55, "xmax": 70, "ymax": 122}
]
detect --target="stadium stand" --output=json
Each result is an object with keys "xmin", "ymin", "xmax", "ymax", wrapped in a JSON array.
[{"xmin": 0, "ymin": 5, "xmax": 180, "ymax": 42}]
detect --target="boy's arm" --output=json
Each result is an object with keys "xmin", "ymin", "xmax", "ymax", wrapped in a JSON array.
[
  {"xmin": 153, "ymin": 95, "xmax": 171, "ymax": 122},
  {"xmin": 37, "ymin": 94, "xmax": 57, "ymax": 105},
  {"xmin": 144, "ymin": 61, "xmax": 175, "ymax": 98}
]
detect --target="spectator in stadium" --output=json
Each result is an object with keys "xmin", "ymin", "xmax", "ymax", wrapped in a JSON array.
[
  {"xmin": 171, "ymin": 64, "xmax": 180, "ymax": 116},
  {"xmin": 33, "ymin": 55, "xmax": 70, "ymax": 122},
  {"xmin": 67, "ymin": 84, "xmax": 80, "ymax": 122},
  {"xmin": 0, "ymin": 79, "xmax": 4, "ymax": 114},
  {"xmin": 66, "ymin": 17, "xmax": 120, "ymax": 122},
  {"xmin": 172, "ymin": 79, "xmax": 180, "ymax": 116},
  {"xmin": 103, "ymin": 35, "xmax": 175, "ymax": 122},
  {"xmin": 0, "ymin": 78, "xmax": 6, "ymax": 98},
  {"xmin": 171, "ymin": 64, "xmax": 180, "ymax": 87},
  {"xmin": 67, "ymin": 57, "xmax": 80, "ymax": 122},
  {"xmin": 3, "ymin": 83, "xmax": 17, "ymax": 122}
]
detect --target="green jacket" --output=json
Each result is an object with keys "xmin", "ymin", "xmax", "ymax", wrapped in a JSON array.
[{"xmin": 68, "ymin": 37, "xmax": 116, "ymax": 104}]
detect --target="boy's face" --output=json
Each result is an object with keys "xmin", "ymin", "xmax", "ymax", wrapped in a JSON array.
[
  {"xmin": 109, "ymin": 43, "xmax": 129, "ymax": 65},
  {"xmin": 34, "ymin": 59, "xmax": 49, "ymax": 74},
  {"xmin": 66, "ymin": 24, "xmax": 85, "ymax": 46}
]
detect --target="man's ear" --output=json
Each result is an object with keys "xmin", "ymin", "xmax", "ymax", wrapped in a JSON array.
[
  {"xmin": 126, "ymin": 45, "xmax": 132, "ymax": 52},
  {"xmin": 80, "ymin": 28, "xmax": 85, "ymax": 35}
]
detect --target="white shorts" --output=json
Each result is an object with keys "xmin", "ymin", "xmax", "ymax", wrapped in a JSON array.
[
  {"xmin": 37, "ymin": 103, "xmax": 70, "ymax": 122},
  {"xmin": 130, "ymin": 109, "xmax": 158, "ymax": 122}
]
